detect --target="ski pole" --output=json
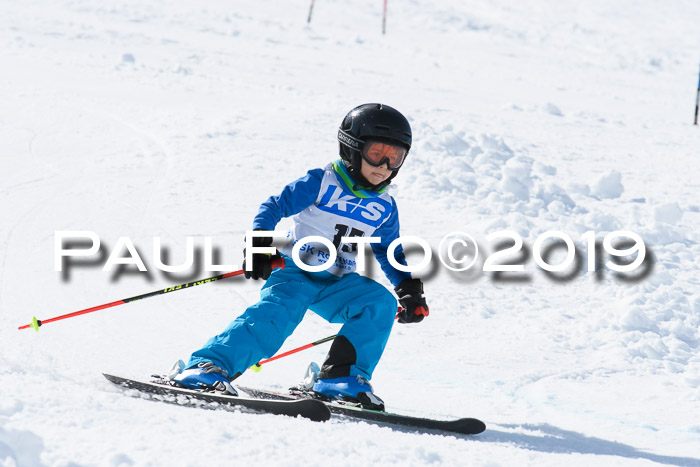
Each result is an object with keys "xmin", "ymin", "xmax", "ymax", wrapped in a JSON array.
[
  {"xmin": 307, "ymin": 0, "xmax": 315, "ymax": 23},
  {"xmin": 249, "ymin": 304, "xmax": 428, "ymax": 372},
  {"xmin": 382, "ymin": 0, "xmax": 388, "ymax": 35},
  {"xmin": 694, "ymin": 63, "xmax": 700, "ymax": 125},
  {"xmin": 18, "ymin": 257, "xmax": 285, "ymax": 332},
  {"xmin": 250, "ymin": 334, "xmax": 337, "ymax": 372}
]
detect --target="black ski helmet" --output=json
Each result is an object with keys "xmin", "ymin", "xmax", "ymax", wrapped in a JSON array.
[{"xmin": 337, "ymin": 103, "xmax": 412, "ymax": 190}]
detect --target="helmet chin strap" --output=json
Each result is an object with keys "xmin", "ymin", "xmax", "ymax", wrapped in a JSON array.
[{"xmin": 347, "ymin": 165, "xmax": 373, "ymax": 190}]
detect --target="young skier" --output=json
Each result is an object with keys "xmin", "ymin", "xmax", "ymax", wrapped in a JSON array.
[{"xmin": 171, "ymin": 103, "xmax": 429, "ymax": 410}]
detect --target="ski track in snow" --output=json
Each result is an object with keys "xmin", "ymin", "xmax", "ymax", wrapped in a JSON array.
[{"xmin": 1, "ymin": 0, "xmax": 700, "ymax": 465}]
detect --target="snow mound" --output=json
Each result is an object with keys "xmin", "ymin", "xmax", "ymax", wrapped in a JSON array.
[
  {"xmin": 0, "ymin": 424, "xmax": 45, "ymax": 467},
  {"xmin": 653, "ymin": 202, "xmax": 683, "ymax": 225},
  {"xmin": 591, "ymin": 170, "xmax": 624, "ymax": 199}
]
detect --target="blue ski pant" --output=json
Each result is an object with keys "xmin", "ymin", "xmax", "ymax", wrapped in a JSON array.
[{"xmin": 187, "ymin": 255, "xmax": 398, "ymax": 380}]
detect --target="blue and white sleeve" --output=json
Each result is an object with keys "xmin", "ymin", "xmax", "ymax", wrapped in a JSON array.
[
  {"xmin": 252, "ymin": 168, "xmax": 324, "ymax": 230},
  {"xmin": 371, "ymin": 199, "xmax": 412, "ymax": 288}
]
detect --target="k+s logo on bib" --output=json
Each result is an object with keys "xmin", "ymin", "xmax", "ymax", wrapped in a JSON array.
[{"xmin": 317, "ymin": 186, "xmax": 392, "ymax": 228}]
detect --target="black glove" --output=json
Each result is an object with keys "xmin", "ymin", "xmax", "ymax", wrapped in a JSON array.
[
  {"xmin": 395, "ymin": 278, "xmax": 429, "ymax": 324},
  {"xmin": 243, "ymin": 230, "xmax": 281, "ymax": 280}
]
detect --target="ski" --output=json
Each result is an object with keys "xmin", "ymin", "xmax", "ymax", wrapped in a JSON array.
[
  {"xmin": 103, "ymin": 374, "xmax": 331, "ymax": 422},
  {"xmin": 237, "ymin": 385, "xmax": 486, "ymax": 435}
]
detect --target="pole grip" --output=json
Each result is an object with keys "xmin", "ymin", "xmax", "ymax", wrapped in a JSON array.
[
  {"xmin": 415, "ymin": 305, "xmax": 429, "ymax": 317},
  {"xmin": 271, "ymin": 256, "xmax": 286, "ymax": 271}
]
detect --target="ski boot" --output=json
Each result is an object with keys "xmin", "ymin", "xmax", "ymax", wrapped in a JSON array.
[
  {"xmin": 169, "ymin": 360, "xmax": 238, "ymax": 395},
  {"xmin": 313, "ymin": 374, "xmax": 385, "ymax": 411}
]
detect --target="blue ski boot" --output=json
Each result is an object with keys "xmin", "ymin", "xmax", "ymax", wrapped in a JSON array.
[
  {"xmin": 313, "ymin": 375, "xmax": 385, "ymax": 411},
  {"xmin": 170, "ymin": 361, "xmax": 237, "ymax": 395}
]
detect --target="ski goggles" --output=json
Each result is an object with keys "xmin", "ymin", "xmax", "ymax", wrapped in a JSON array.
[{"xmin": 361, "ymin": 140, "xmax": 407, "ymax": 170}]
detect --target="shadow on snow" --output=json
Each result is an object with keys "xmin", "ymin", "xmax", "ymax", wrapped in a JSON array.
[{"xmin": 478, "ymin": 423, "xmax": 699, "ymax": 466}]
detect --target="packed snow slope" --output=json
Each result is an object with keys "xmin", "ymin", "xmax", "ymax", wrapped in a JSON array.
[{"xmin": 2, "ymin": 0, "xmax": 700, "ymax": 465}]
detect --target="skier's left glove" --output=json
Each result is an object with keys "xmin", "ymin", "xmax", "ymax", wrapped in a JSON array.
[
  {"xmin": 243, "ymin": 230, "xmax": 281, "ymax": 280},
  {"xmin": 395, "ymin": 278, "xmax": 429, "ymax": 324}
]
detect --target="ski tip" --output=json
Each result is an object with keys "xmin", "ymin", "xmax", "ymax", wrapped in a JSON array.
[{"xmin": 103, "ymin": 373, "xmax": 119, "ymax": 383}]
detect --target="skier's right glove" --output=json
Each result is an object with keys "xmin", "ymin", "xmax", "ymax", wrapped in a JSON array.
[
  {"xmin": 395, "ymin": 278, "xmax": 429, "ymax": 324},
  {"xmin": 243, "ymin": 230, "xmax": 281, "ymax": 280}
]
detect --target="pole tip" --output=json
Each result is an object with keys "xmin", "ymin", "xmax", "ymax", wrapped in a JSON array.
[{"xmin": 30, "ymin": 317, "xmax": 41, "ymax": 332}]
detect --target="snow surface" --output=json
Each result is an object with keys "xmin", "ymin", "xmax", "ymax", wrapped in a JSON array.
[{"xmin": 2, "ymin": 0, "xmax": 700, "ymax": 465}]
